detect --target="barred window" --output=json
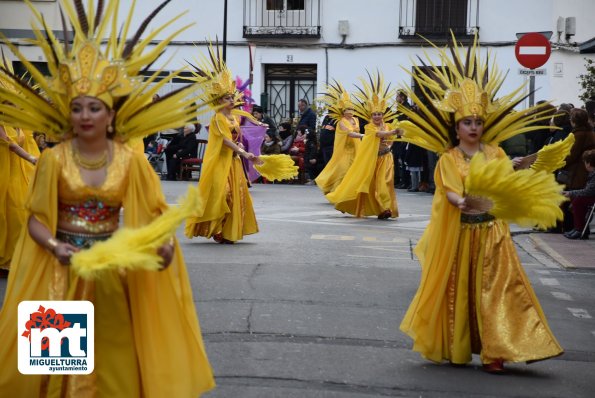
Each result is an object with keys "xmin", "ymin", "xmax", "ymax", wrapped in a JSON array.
[
  {"xmin": 266, "ymin": 0, "xmax": 304, "ymax": 11},
  {"xmin": 415, "ymin": 0, "xmax": 468, "ymax": 36}
]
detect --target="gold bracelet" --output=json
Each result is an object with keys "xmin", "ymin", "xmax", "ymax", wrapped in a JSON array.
[{"xmin": 47, "ymin": 237, "xmax": 59, "ymax": 253}]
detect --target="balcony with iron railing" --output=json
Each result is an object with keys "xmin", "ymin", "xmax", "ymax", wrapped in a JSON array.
[
  {"xmin": 243, "ymin": 0, "xmax": 321, "ymax": 39},
  {"xmin": 399, "ymin": 0, "xmax": 479, "ymax": 42}
]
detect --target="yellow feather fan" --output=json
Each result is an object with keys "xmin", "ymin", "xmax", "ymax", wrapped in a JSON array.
[
  {"xmin": 465, "ymin": 154, "xmax": 566, "ymax": 229},
  {"xmin": 530, "ymin": 134, "xmax": 575, "ymax": 173},
  {"xmin": 71, "ymin": 185, "xmax": 203, "ymax": 280},
  {"xmin": 254, "ymin": 154, "xmax": 299, "ymax": 181}
]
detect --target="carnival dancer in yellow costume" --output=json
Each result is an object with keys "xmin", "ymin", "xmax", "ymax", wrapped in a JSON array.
[
  {"xmin": 399, "ymin": 34, "xmax": 564, "ymax": 373},
  {"xmin": 0, "ymin": 57, "xmax": 40, "ymax": 274},
  {"xmin": 0, "ymin": 1, "xmax": 215, "ymax": 396},
  {"xmin": 185, "ymin": 44, "xmax": 264, "ymax": 244},
  {"xmin": 315, "ymin": 81, "xmax": 362, "ymax": 194},
  {"xmin": 326, "ymin": 72, "xmax": 399, "ymax": 219}
]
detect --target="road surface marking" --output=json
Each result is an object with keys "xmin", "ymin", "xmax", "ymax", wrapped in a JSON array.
[
  {"xmin": 346, "ymin": 254, "xmax": 411, "ymax": 260},
  {"xmin": 260, "ymin": 217, "xmax": 408, "ymax": 230},
  {"xmin": 534, "ymin": 269, "xmax": 550, "ymax": 275},
  {"xmin": 311, "ymin": 234, "xmax": 355, "ymax": 241},
  {"xmin": 354, "ymin": 246, "xmax": 410, "ymax": 253},
  {"xmin": 551, "ymin": 292, "xmax": 573, "ymax": 301},
  {"xmin": 539, "ymin": 278, "xmax": 560, "ymax": 286},
  {"xmin": 363, "ymin": 237, "xmax": 409, "ymax": 243},
  {"xmin": 567, "ymin": 308, "xmax": 592, "ymax": 319}
]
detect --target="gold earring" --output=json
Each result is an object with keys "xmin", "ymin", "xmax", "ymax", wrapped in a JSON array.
[{"xmin": 107, "ymin": 125, "xmax": 114, "ymax": 133}]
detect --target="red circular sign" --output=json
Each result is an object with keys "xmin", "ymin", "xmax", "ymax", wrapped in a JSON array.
[{"xmin": 515, "ymin": 33, "xmax": 551, "ymax": 69}]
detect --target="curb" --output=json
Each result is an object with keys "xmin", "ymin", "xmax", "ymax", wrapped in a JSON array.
[{"xmin": 528, "ymin": 234, "xmax": 576, "ymax": 269}]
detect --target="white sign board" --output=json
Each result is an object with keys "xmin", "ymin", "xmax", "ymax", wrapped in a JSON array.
[{"xmin": 518, "ymin": 68, "xmax": 547, "ymax": 76}]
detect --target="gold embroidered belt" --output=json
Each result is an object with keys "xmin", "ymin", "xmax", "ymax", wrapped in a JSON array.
[
  {"xmin": 56, "ymin": 229, "xmax": 113, "ymax": 250},
  {"xmin": 378, "ymin": 147, "xmax": 391, "ymax": 157},
  {"xmin": 460, "ymin": 213, "xmax": 495, "ymax": 224}
]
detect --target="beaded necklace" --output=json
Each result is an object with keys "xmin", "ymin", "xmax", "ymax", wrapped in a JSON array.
[{"xmin": 72, "ymin": 143, "xmax": 109, "ymax": 170}]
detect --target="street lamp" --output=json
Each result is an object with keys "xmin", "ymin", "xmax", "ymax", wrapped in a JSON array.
[{"xmin": 223, "ymin": 0, "xmax": 228, "ymax": 62}]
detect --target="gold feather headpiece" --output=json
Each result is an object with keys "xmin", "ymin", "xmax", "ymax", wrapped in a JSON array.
[
  {"xmin": 187, "ymin": 42, "xmax": 240, "ymax": 109},
  {"xmin": 352, "ymin": 71, "xmax": 397, "ymax": 122},
  {"xmin": 434, "ymin": 78, "xmax": 496, "ymax": 122},
  {"xmin": 51, "ymin": 41, "xmax": 136, "ymax": 108},
  {"xmin": 317, "ymin": 80, "xmax": 355, "ymax": 122},
  {"xmin": 396, "ymin": 32, "xmax": 555, "ymax": 154},
  {"xmin": 0, "ymin": 0, "xmax": 208, "ymax": 141}
]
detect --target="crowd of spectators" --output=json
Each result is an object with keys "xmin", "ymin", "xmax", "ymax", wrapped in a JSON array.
[{"xmin": 143, "ymin": 94, "xmax": 595, "ymax": 240}]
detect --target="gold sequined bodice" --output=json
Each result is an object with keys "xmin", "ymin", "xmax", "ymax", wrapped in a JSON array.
[{"xmin": 56, "ymin": 140, "xmax": 132, "ymax": 233}]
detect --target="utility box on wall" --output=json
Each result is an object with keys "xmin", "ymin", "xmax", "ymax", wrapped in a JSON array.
[{"xmin": 338, "ymin": 20, "xmax": 349, "ymax": 36}]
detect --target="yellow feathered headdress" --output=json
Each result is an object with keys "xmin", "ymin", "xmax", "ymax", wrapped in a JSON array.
[
  {"xmin": 187, "ymin": 42, "xmax": 240, "ymax": 109},
  {"xmin": 352, "ymin": 71, "xmax": 397, "ymax": 122},
  {"xmin": 317, "ymin": 80, "xmax": 355, "ymax": 122},
  {"xmin": 434, "ymin": 78, "xmax": 497, "ymax": 122},
  {"xmin": 0, "ymin": 0, "xmax": 208, "ymax": 142},
  {"xmin": 396, "ymin": 32, "xmax": 555, "ymax": 154}
]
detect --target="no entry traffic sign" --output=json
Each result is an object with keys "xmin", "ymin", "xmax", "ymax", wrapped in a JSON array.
[{"xmin": 515, "ymin": 32, "xmax": 551, "ymax": 69}]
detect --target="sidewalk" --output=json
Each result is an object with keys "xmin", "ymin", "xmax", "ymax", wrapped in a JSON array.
[{"xmin": 529, "ymin": 232, "xmax": 595, "ymax": 269}]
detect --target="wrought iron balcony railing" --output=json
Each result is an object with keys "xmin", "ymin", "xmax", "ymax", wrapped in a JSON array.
[{"xmin": 243, "ymin": 0, "xmax": 321, "ymax": 39}]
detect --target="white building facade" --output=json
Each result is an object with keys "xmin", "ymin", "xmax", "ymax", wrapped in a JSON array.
[{"xmin": 2, "ymin": 0, "xmax": 594, "ymax": 127}]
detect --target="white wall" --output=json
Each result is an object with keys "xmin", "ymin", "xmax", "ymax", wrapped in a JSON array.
[
  {"xmin": 0, "ymin": 1, "xmax": 61, "ymax": 30},
  {"xmin": 552, "ymin": 0, "xmax": 595, "ymax": 43},
  {"xmin": 479, "ymin": 0, "xmax": 554, "ymax": 42},
  {"xmin": 3, "ymin": 0, "xmax": 595, "ymax": 112},
  {"xmin": 549, "ymin": 50, "xmax": 595, "ymax": 107}
]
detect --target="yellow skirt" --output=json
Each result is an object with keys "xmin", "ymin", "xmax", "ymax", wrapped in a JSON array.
[
  {"xmin": 0, "ymin": 145, "xmax": 34, "ymax": 269},
  {"xmin": 0, "ymin": 238, "xmax": 215, "ymax": 397},
  {"xmin": 315, "ymin": 142, "xmax": 357, "ymax": 194},
  {"xmin": 335, "ymin": 153, "xmax": 398, "ymax": 218},
  {"xmin": 447, "ymin": 219, "xmax": 563, "ymax": 364},
  {"xmin": 187, "ymin": 156, "xmax": 258, "ymax": 242}
]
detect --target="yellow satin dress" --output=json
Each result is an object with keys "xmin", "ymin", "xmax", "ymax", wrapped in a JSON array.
[
  {"xmin": 0, "ymin": 141, "xmax": 215, "ymax": 397},
  {"xmin": 0, "ymin": 126, "xmax": 39, "ymax": 270},
  {"xmin": 185, "ymin": 112, "xmax": 258, "ymax": 242},
  {"xmin": 315, "ymin": 116, "xmax": 360, "ymax": 194},
  {"xmin": 400, "ymin": 144, "xmax": 563, "ymax": 365},
  {"xmin": 325, "ymin": 122, "xmax": 398, "ymax": 218}
]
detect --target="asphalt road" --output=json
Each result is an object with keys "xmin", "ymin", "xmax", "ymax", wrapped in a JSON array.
[
  {"xmin": 170, "ymin": 182, "xmax": 595, "ymax": 398},
  {"xmin": 2, "ymin": 182, "xmax": 594, "ymax": 397}
]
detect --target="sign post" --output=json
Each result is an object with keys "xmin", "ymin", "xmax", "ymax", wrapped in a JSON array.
[{"xmin": 514, "ymin": 32, "xmax": 552, "ymax": 107}]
